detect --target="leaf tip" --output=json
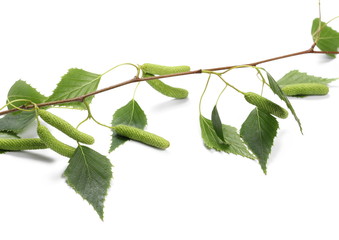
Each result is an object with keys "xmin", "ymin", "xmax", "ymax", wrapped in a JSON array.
[{"xmin": 259, "ymin": 164, "xmax": 267, "ymax": 175}]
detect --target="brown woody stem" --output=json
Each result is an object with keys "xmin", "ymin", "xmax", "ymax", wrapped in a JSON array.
[{"xmin": 0, "ymin": 46, "xmax": 338, "ymax": 116}]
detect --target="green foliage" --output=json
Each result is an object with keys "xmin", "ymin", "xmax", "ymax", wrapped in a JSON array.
[
  {"xmin": 47, "ymin": 68, "xmax": 101, "ymax": 109},
  {"xmin": 200, "ymin": 114, "xmax": 228, "ymax": 151},
  {"xmin": 0, "ymin": 132, "xmax": 19, "ymax": 139},
  {"xmin": 64, "ymin": 145, "xmax": 113, "ymax": 220},
  {"xmin": 0, "ymin": 14, "xmax": 339, "ymax": 221},
  {"xmin": 240, "ymin": 108, "xmax": 279, "ymax": 174},
  {"xmin": 0, "ymin": 111, "xmax": 36, "ymax": 134},
  {"xmin": 114, "ymin": 124, "xmax": 170, "ymax": 149},
  {"xmin": 110, "ymin": 99, "xmax": 147, "ymax": 152},
  {"xmin": 266, "ymin": 72, "xmax": 302, "ymax": 133},
  {"xmin": 211, "ymin": 106, "xmax": 225, "ymax": 142},
  {"xmin": 143, "ymin": 73, "xmax": 189, "ymax": 99},
  {"xmin": 277, "ymin": 70, "xmax": 337, "ymax": 87},
  {"xmin": 200, "ymin": 115, "xmax": 255, "ymax": 159},
  {"xmin": 312, "ymin": 18, "xmax": 339, "ymax": 58},
  {"xmin": 7, "ymin": 80, "xmax": 47, "ymax": 110},
  {"xmin": 277, "ymin": 70, "xmax": 337, "ymax": 97}
]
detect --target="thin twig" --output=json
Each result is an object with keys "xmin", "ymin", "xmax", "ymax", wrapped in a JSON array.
[{"xmin": 0, "ymin": 47, "xmax": 338, "ymax": 116}]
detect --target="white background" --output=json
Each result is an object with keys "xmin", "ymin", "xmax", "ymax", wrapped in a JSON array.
[{"xmin": 1, "ymin": 0, "xmax": 339, "ymax": 239}]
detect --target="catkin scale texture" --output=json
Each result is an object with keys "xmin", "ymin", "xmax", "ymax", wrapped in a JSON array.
[
  {"xmin": 141, "ymin": 63, "xmax": 190, "ymax": 76},
  {"xmin": 38, "ymin": 109, "xmax": 94, "ymax": 145},
  {"xmin": 147, "ymin": 79, "xmax": 188, "ymax": 98},
  {"xmin": 244, "ymin": 92, "xmax": 289, "ymax": 119},
  {"xmin": 143, "ymin": 73, "xmax": 188, "ymax": 99},
  {"xmin": 0, "ymin": 138, "xmax": 47, "ymax": 150},
  {"xmin": 282, "ymin": 83, "xmax": 329, "ymax": 96},
  {"xmin": 114, "ymin": 125, "xmax": 170, "ymax": 149},
  {"xmin": 37, "ymin": 125, "xmax": 76, "ymax": 158}
]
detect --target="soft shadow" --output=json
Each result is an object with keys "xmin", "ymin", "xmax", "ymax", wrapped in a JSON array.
[
  {"xmin": 151, "ymin": 98, "xmax": 189, "ymax": 112},
  {"xmin": 317, "ymin": 54, "xmax": 336, "ymax": 64},
  {"xmin": 6, "ymin": 151, "xmax": 55, "ymax": 163},
  {"xmin": 288, "ymin": 94, "xmax": 331, "ymax": 101}
]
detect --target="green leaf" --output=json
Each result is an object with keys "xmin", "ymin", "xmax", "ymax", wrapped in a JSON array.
[
  {"xmin": 143, "ymin": 73, "xmax": 189, "ymax": 99},
  {"xmin": 266, "ymin": 72, "xmax": 302, "ymax": 133},
  {"xmin": 312, "ymin": 18, "xmax": 339, "ymax": 58},
  {"xmin": 200, "ymin": 115, "xmax": 255, "ymax": 159},
  {"xmin": 222, "ymin": 124, "xmax": 255, "ymax": 159},
  {"xmin": 0, "ymin": 111, "xmax": 36, "ymax": 134},
  {"xmin": 63, "ymin": 145, "xmax": 113, "ymax": 220},
  {"xmin": 110, "ymin": 100, "xmax": 147, "ymax": 152},
  {"xmin": 0, "ymin": 132, "xmax": 19, "ymax": 154},
  {"xmin": 47, "ymin": 68, "xmax": 101, "ymax": 109},
  {"xmin": 277, "ymin": 70, "xmax": 337, "ymax": 87},
  {"xmin": 0, "ymin": 132, "xmax": 19, "ymax": 139},
  {"xmin": 211, "ymin": 106, "xmax": 225, "ymax": 141},
  {"xmin": 200, "ymin": 115, "xmax": 227, "ymax": 151},
  {"xmin": 240, "ymin": 108, "xmax": 279, "ymax": 174},
  {"xmin": 7, "ymin": 80, "xmax": 47, "ymax": 110}
]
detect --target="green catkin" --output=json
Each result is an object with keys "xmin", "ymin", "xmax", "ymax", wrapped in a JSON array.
[
  {"xmin": 0, "ymin": 138, "xmax": 47, "ymax": 151},
  {"xmin": 281, "ymin": 83, "xmax": 329, "ymax": 96},
  {"xmin": 143, "ymin": 73, "xmax": 188, "ymax": 99},
  {"xmin": 141, "ymin": 63, "xmax": 190, "ymax": 76},
  {"xmin": 37, "ymin": 125, "xmax": 76, "ymax": 158},
  {"xmin": 114, "ymin": 125, "xmax": 170, "ymax": 149},
  {"xmin": 244, "ymin": 92, "xmax": 289, "ymax": 119},
  {"xmin": 38, "ymin": 109, "xmax": 94, "ymax": 145}
]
